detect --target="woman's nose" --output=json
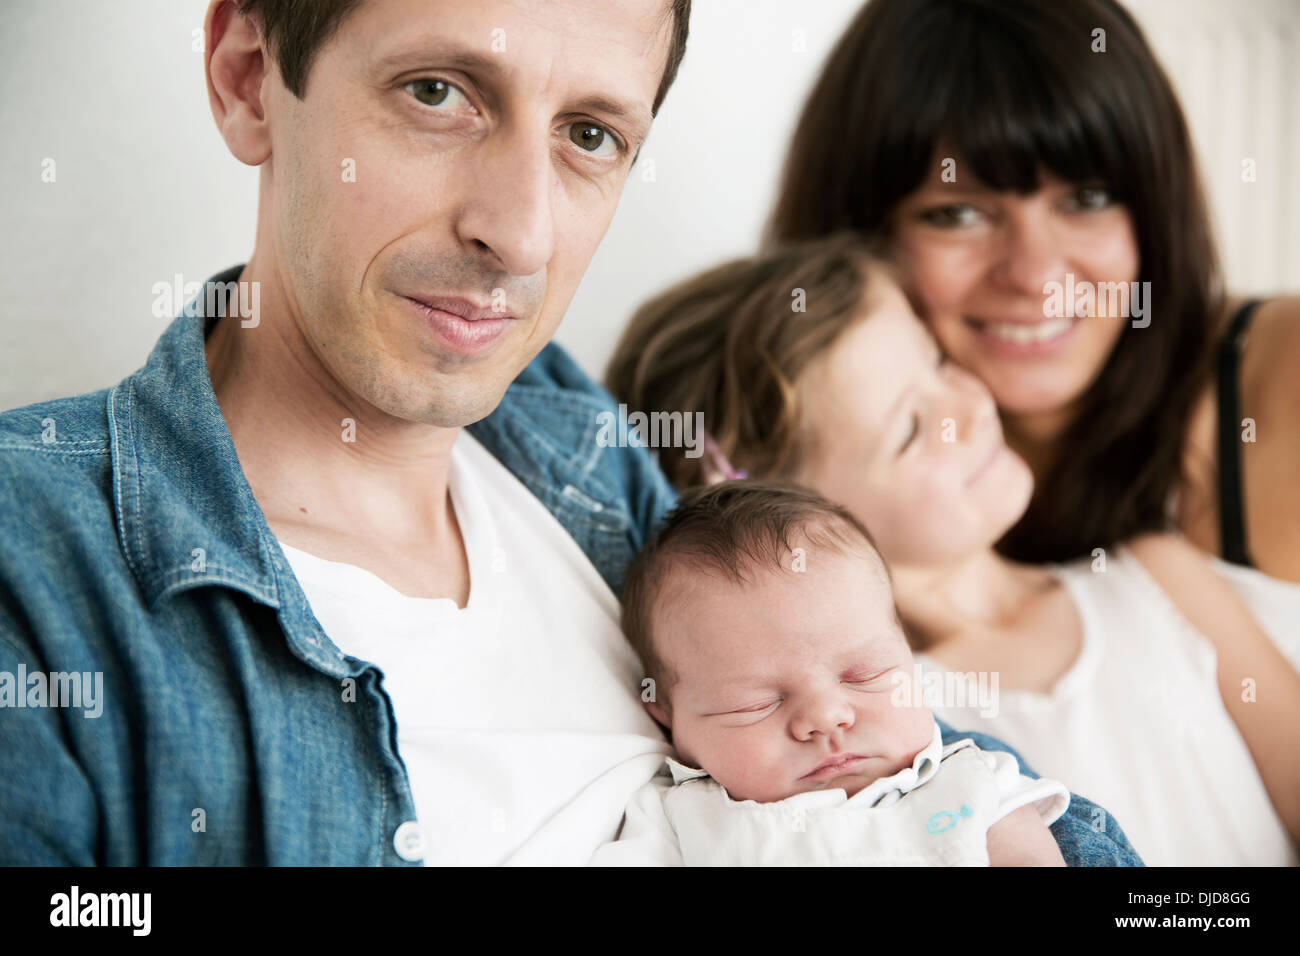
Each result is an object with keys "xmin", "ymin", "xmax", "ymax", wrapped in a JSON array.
[{"xmin": 991, "ymin": 203, "xmax": 1067, "ymax": 297}]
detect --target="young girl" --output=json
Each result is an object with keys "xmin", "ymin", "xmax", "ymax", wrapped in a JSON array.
[{"xmin": 606, "ymin": 232, "xmax": 1300, "ymax": 865}]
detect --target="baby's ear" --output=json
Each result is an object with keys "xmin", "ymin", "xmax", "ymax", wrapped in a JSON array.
[{"xmin": 645, "ymin": 698, "xmax": 671, "ymax": 732}]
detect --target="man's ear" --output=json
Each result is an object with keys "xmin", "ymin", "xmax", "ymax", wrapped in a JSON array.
[{"xmin": 205, "ymin": 0, "xmax": 272, "ymax": 166}]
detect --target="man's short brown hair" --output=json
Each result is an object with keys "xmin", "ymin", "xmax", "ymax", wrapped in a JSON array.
[
  {"xmin": 235, "ymin": 0, "xmax": 691, "ymax": 115},
  {"xmin": 621, "ymin": 480, "xmax": 891, "ymax": 712}
]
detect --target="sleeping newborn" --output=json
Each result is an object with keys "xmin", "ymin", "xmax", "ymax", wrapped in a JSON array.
[{"xmin": 592, "ymin": 482, "xmax": 1069, "ymax": 866}]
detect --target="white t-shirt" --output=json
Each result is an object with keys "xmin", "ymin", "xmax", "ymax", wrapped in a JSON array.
[
  {"xmin": 591, "ymin": 720, "xmax": 1069, "ymax": 866},
  {"xmin": 277, "ymin": 429, "xmax": 671, "ymax": 865},
  {"xmin": 912, "ymin": 544, "xmax": 1299, "ymax": 867}
]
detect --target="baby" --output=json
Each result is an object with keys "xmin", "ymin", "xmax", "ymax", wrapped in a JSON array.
[{"xmin": 593, "ymin": 482, "xmax": 1068, "ymax": 866}]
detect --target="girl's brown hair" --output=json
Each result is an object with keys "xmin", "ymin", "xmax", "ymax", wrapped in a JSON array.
[
  {"xmin": 764, "ymin": 0, "xmax": 1223, "ymax": 563},
  {"xmin": 605, "ymin": 232, "xmax": 876, "ymax": 490}
]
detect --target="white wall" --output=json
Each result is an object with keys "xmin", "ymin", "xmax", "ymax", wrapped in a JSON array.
[{"xmin": 1, "ymin": 0, "xmax": 1295, "ymax": 411}]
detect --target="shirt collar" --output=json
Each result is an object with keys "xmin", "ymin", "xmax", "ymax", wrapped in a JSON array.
[
  {"xmin": 665, "ymin": 720, "xmax": 946, "ymax": 806},
  {"xmin": 109, "ymin": 266, "xmax": 286, "ymax": 612}
]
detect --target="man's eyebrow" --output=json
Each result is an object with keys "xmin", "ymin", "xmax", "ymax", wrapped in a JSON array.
[
  {"xmin": 371, "ymin": 44, "xmax": 504, "ymax": 80},
  {"xmin": 371, "ymin": 43, "xmax": 652, "ymax": 147}
]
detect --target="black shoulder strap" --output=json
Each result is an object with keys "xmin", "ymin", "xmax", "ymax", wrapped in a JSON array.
[{"xmin": 1216, "ymin": 300, "xmax": 1262, "ymax": 566}]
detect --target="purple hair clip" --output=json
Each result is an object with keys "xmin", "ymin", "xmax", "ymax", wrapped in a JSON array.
[{"xmin": 700, "ymin": 430, "xmax": 747, "ymax": 482}]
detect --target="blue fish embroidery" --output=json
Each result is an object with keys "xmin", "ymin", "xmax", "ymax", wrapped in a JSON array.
[{"xmin": 926, "ymin": 804, "xmax": 974, "ymax": 834}]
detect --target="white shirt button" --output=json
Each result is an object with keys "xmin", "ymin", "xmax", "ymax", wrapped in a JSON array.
[{"xmin": 393, "ymin": 821, "xmax": 428, "ymax": 862}]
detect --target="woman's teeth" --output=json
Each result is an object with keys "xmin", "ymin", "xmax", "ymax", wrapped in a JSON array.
[{"xmin": 977, "ymin": 317, "xmax": 1075, "ymax": 344}]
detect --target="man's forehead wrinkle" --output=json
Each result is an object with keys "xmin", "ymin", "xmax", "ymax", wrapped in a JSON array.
[{"xmin": 496, "ymin": 0, "xmax": 667, "ymax": 102}]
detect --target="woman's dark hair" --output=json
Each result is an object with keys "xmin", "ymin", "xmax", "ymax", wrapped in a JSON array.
[{"xmin": 766, "ymin": 0, "xmax": 1224, "ymax": 563}]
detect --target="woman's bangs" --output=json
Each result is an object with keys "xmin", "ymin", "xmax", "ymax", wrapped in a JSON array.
[{"xmin": 936, "ymin": 19, "xmax": 1130, "ymax": 196}]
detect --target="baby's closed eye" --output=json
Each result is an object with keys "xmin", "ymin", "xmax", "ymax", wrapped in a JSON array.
[{"xmin": 843, "ymin": 665, "xmax": 896, "ymax": 687}]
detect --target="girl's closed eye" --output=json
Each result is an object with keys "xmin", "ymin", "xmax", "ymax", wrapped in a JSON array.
[
  {"xmin": 898, "ymin": 413, "xmax": 920, "ymax": 454},
  {"xmin": 896, "ymin": 350, "xmax": 946, "ymax": 455}
]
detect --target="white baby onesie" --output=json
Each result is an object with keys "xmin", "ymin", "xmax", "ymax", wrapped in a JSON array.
[{"xmin": 591, "ymin": 721, "xmax": 1070, "ymax": 866}]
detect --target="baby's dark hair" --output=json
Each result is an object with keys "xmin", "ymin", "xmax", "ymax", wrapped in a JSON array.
[{"xmin": 622, "ymin": 480, "xmax": 892, "ymax": 712}]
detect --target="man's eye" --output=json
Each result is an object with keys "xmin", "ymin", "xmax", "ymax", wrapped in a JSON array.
[
  {"xmin": 919, "ymin": 204, "xmax": 981, "ymax": 228},
  {"xmin": 568, "ymin": 122, "xmax": 619, "ymax": 158},
  {"xmin": 404, "ymin": 79, "xmax": 470, "ymax": 110},
  {"xmin": 898, "ymin": 413, "xmax": 920, "ymax": 455}
]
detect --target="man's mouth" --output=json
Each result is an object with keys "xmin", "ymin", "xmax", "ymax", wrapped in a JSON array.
[{"xmin": 404, "ymin": 295, "xmax": 518, "ymax": 356}]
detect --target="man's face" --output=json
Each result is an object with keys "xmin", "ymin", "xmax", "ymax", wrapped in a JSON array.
[{"xmin": 264, "ymin": 0, "xmax": 672, "ymax": 426}]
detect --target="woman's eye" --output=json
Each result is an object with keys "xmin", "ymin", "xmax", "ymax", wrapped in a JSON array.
[
  {"xmin": 919, "ymin": 204, "xmax": 981, "ymax": 228},
  {"xmin": 898, "ymin": 412, "xmax": 920, "ymax": 455},
  {"xmin": 1066, "ymin": 185, "xmax": 1113, "ymax": 212},
  {"xmin": 567, "ymin": 122, "xmax": 619, "ymax": 158},
  {"xmin": 404, "ymin": 78, "xmax": 470, "ymax": 110}
]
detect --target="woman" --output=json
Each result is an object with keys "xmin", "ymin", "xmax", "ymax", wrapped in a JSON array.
[{"xmin": 765, "ymin": 0, "xmax": 1300, "ymax": 595}]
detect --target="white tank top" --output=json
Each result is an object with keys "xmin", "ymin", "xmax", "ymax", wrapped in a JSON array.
[{"xmin": 913, "ymin": 544, "xmax": 1298, "ymax": 866}]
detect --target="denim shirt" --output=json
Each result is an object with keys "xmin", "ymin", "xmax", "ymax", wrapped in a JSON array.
[{"xmin": 0, "ymin": 266, "xmax": 1142, "ymax": 866}]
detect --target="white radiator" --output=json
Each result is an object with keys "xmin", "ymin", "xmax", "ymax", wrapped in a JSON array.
[{"xmin": 1124, "ymin": 0, "xmax": 1300, "ymax": 293}]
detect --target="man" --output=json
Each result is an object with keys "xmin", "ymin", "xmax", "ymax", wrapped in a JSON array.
[{"xmin": 0, "ymin": 0, "xmax": 1140, "ymax": 865}]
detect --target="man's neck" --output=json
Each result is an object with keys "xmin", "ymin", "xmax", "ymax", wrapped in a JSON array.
[{"xmin": 202, "ymin": 260, "xmax": 469, "ymax": 602}]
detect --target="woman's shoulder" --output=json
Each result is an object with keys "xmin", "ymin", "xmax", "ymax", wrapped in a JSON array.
[
  {"xmin": 1216, "ymin": 295, "xmax": 1300, "ymax": 395},
  {"xmin": 1235, "ymin": 294, "xmax": 1300, "ymax": 579},
  {"xmin": 1228, "ymin": 294, "xmax": 1300, "ymax": 394},
  {"xmin": 1123, "ymin": 533, "xmax": 1262, "ymax": 643}
]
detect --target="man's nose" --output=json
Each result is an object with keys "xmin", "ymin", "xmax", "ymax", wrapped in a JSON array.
[
  {"xmin": 991, "ymin": 204, "xmax": 1067, "ymax": 297},
  {"xmin": 454, "ymin": 122, "xmax": 555, "ymax": 278}
]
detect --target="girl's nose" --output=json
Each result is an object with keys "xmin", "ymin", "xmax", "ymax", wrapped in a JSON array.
[{"xmin": 930, "ymin": 361, "xmax": 996, "ymax": 445}]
